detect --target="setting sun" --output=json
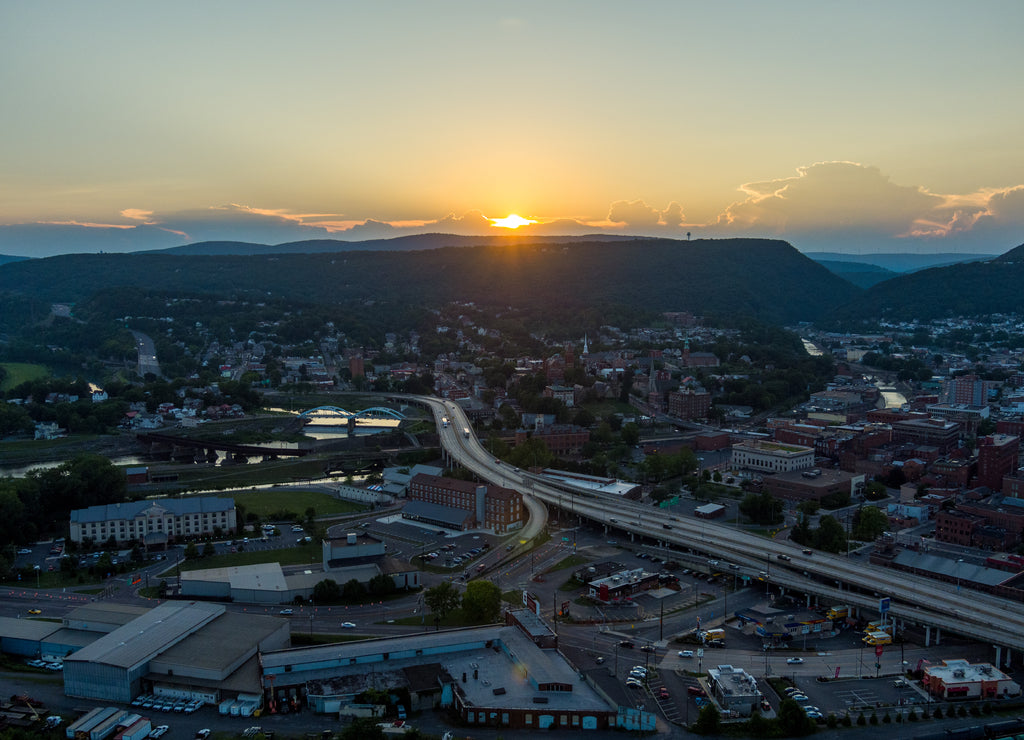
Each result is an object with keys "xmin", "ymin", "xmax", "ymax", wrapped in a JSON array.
[{"xmin": 489, "ymin": 214, "xmax": 536, "ymax": 229}]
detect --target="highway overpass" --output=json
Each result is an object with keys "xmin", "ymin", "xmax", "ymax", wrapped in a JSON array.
[{"xmin": 408, "ymin": 395, "xmax": 1024, "ymax": 663}]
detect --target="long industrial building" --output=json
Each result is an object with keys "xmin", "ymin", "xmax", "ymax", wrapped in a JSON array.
[{"xmin": 62, "ymin": 601, "xmax": 287, "ymax": 704}]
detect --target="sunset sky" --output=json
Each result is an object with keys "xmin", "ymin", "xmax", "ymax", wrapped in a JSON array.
[{"xmin": 2, "ymin": 1, "xmax": 1023, "ymax": 257}]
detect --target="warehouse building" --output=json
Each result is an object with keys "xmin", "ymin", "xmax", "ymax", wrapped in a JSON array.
[
  {"xmin": 62, "ymin": 601, "xmax": 287, "ymax": 704},
  {"xmin": 261, "ymin": 611, "xmax": 618, "ymax": 730}
]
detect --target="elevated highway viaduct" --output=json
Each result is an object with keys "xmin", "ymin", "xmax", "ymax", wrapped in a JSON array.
[{"xmin": 403, "ymin": 394, "xmax": 1024, "ymax": 667}]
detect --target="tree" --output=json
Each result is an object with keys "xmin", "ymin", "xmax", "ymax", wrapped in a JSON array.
[
  {"xmin": 424, "ymin": 581, "xmax": 461, "ymax": 629},
  {"xmin": 202, "ymin": 542, "xmax": 216, "ymax": 558},
  {"xmin": 739, "ymin": 491, "xmax": 784, "ymax": 525},
  {"xmin": 620, "ymin": 422, "xmax": 640, "ymax": 447},
  {"xmin": 313, "ymin": 578, "xmax": 342, "ymax": 603},
  {"xmin": 368, "ymin": 573, "xmax": 395, "ymax": 595},
  {"xmin": 342, "ymin": 578, "xmax": 366, "ymax": 600},
  {"xmin": 777, "ymin": 698, "xmax": 816, "ymax": 736},
  {"xmin": 693, "ymin": 702, "xmax": 720, "ymax": 734},
  {"xmin": 814, "ymin": 515, "xmax": 847, "ymax": 553},
  {"xmin": 852, "ymin": 505, "xmax": 889, "ymax": 541},
  {"xmin": 184, "ymin": 542, "xmax": 199, "ymax": 560},
  {"xmin": 461, "ymin": 580, "xmax": 501, "ymax": 623}
]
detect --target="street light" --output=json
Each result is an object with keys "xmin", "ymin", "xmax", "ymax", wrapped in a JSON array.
[{"xmin": 956, "ymin": 558, "xmax": 964, "ymax": 593}]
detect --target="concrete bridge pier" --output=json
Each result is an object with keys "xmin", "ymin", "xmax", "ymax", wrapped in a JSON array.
[
  {"xmin": 995, "ymin": 645, "xmax": 1002, "ymax": 669},
  {"xmin": 925, "ymin": 625, "xmax": 942, "ymax": 647}
]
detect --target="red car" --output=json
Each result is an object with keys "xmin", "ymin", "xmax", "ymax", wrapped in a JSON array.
[
  {"xmin": 687, "ymin": 686, "xmax": 707, "ymax": 697},
  {"xmin": 658, "ymin": 688, "xmax": 670, "ymax": 700}
]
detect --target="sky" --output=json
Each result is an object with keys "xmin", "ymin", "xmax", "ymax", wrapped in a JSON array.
[{"xmin": 2, "ymin": 1, "xmax": 1023, "ymax": 257}]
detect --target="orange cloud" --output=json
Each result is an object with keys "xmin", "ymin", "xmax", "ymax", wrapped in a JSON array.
[{"xmin": 41, "ymin": 220, "xmax": 134, "ymax": 229}]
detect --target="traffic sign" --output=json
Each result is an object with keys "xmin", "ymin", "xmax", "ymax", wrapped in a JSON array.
[
  {"xmin": 875, "ymin": 644, "xmax": 884, "ymax": 657},
  {"xmin": 879, "ymin": 597, "xmax": 891, "ymax": 614}
]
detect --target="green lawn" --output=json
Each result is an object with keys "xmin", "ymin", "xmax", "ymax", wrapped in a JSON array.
[
  {"xmin": 545, "ymin": 554, "xmax": 589, "ymax": 573},
  {"xmin": 228, "ymin": 488, "xmax": 365, "ymax": 519},
  {"xmin": 0, "ymin": 362, "xmax": 49, "ymax": 392},
  {"xmin": 169, "ymin": 542, "xmax": 323, "ymax": 573}
]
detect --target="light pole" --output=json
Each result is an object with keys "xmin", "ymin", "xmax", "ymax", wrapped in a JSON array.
[{"xmin": 956, "ymin": 558, "xmax": 964, "ymax": 592}]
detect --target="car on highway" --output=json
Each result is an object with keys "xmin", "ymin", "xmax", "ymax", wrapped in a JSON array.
[
  {"xmin": 677, "ymin": 650, "xmax": 694, "ymax": 658},
  {"xmin": 640, "ymin": 644, "xmax": 655, "ymax": 652},
  {"xmin": 27, "ymin": 609, "xmax": 41, "ymax": 615},
  {"xmin": 786, "ymin": 657, "xmax": 804, "ymax": 664},
  {"xmin": 595, "ymin": 656, "xmax": 605, "ymax": 664},
  {"xmin": 618, "ymin": 640, "xmax": 634, "ymax": 648},
  {"xmin": 342, "ymin": 621, "xmax": 356, "ymax": 628},
  {"xmin": 279, "ymin": 608, "xmax": 293, "ymax": 615}
]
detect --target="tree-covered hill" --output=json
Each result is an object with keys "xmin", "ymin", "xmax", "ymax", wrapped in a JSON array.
[
  {"xmin": 0, "ymin": 237, "xmax": 860, "ymax": 325},
  {"xmin": 830, "ymin": 245, "xmax": 1024, "ymax": 322}
]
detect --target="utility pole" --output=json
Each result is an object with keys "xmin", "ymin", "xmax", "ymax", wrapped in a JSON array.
[{"xmin": 659, "ymin": 601, "xmax": 664, "ymax": 642}]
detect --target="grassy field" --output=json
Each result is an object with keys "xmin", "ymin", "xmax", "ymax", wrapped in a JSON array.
[
  {"xmin": 169, "ymin": 542, "xmax": 323, "ymax": 573},
  {"xmin": 228, "ymin": 488, "xmax": 365, "ymax": 520},
  {"xmin": 0, "ymin": 362, "xmax": 49, "ymax": 392}
]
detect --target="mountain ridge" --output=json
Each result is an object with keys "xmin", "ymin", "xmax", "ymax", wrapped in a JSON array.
[{"xmin": 0, "ymin": 237, "xmax": 858, "ymax": 325}]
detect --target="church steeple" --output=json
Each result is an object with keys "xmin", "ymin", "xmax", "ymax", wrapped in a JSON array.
[{"xmin": 582, "ymin": 333, "xmax": 590, "ymax": 355}]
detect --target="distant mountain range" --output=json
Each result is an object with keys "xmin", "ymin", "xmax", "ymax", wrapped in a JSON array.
[
  {"xmin": 154, "ymin": 233, "xmax": 635, "ymax": 256},
  {"xmin": 832, "ymin": 246, "xmax": 1022, "ymax": 322},
  {"xmin": 1, "ymin": 235, "xmax": 1021, "ymax": 326},
  {"xmin": 804, "ymin": 251, "xmax": 994, "ymax": 273},
  {"xmin": 0, "ymin": 236, "xmax": 858, "ymax": 325}
]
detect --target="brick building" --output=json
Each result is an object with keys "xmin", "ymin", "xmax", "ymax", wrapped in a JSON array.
[
  {"xmin": 977, "ymin": 435, "xmax": 1020, "ymax": 491},
  {"xmin": 514, "ymin": 424, "xmax": 590, "ymax": 457},
  {"xmin": 407, "ymin": 473, "xmax": 524, "ymax": 533},
  {"xmin": 891, "ymin": 418, "xmax": 960, "ymax": 452},
  {"xmin": 667, "ymin": 387, "xmax": 711, "ymax": 420}
]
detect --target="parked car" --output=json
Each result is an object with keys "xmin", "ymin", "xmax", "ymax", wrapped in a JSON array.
[
  {"xmin": 687, "ymin": 686, "xmax": 707, "ymax": 697},
  {"xmin": 149, "ymin": 726, "xmax": 169, "ymax": 738},
  {"xmin": 658, "ymin": 687, "xmax": 670, "ymax": 700}
]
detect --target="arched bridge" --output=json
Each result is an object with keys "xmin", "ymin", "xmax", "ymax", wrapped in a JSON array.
[{"xmin": 298, "ymin": 406, "xmax": 407, "ymax": 421}]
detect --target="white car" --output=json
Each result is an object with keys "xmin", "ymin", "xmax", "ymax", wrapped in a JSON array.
[
  {"xmin": 279, "ymin": 609, "xmax": 293, "ymax": 615},
  {"xmin": 149, "ymin": 727, "xmax": 169, "ymax": 739},
  {"xmin": 17, "ymin": 548, "xmax": 31, "ymax": 554},
  {"xmin": 787, "ymin": 657, "xmax": 804, "ymax": 664},
  {"xmin": 342, "ymin": 621, "xmax": 356, "ymax": 628},
  {"xmin": 678, "ymin": 650, "xmax": 694, "ymax": 658}
]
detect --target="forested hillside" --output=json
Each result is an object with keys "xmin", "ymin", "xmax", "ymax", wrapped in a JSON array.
[{"xmin": 0, "ymin": 238, "xmax": 860, "ymax": 325}]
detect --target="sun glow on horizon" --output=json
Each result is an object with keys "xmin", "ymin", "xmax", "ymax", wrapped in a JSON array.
[{"xmin": 489, "ymin": 213, "xmax": 536, "ymax": 229}]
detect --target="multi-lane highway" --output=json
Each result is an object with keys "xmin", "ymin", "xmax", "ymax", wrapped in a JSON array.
[{"xmin": 415, "ymin": 395, "xmax": 1024, "ymax": 657}]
